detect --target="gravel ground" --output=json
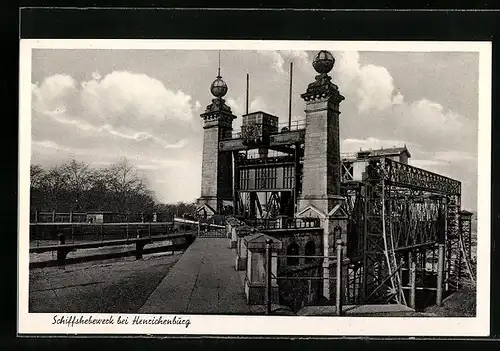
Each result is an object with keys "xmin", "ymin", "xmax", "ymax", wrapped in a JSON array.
[
  {"xmin": 425, "ymin": 286, "xmax": 476, "ymax": 317},
  {"xmin": 29, "ymin": 252, "xmax": 182, "ymax": 313}
]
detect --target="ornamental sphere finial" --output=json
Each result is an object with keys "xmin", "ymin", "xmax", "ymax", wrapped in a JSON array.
[
  {"xmin": 312, "ymin": 50, "xmax": 335, "ymax": 74},
  {"xmin": 210, "ymin": 76, "xmax": 228, "ymax": 98}
]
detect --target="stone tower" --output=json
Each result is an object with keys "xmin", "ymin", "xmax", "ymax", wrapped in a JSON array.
[
  {"xmin": 197, "ymin": 62, "xmax": 236, "ymax": 214},
  {"xmin": 296, "ymin": 50, "xmax": 348, "ymax": 299},
  {"xmin": 298, "ymin": 50, "xmax": 345, "ymax": 215}
]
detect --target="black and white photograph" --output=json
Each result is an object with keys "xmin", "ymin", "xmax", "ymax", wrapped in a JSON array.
[{"xmin": 18, "ymin": 40, "xmax": 491, "ymax": 336}]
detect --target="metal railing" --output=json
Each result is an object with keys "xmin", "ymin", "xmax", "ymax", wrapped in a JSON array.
[
  {"xmin": 30, "ymin": 222, "xmax": 178, "ymax": 243},
  {"xmin": 264, "ymin": 239, "xmax": 347, "ymax": 315},
  {"xmin": 226, "ymin": 119, "xmax": 307, "ymax": 141},
  {"xmin": 31, "ymin": 211, "xmax": 174, "ymax": 224},
  {"xmin": 245, "ymin": 217, "xmax": 321, "ymax": 231}
]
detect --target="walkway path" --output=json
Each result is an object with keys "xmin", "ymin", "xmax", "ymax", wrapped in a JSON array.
[
  {"xmin": 139, "ymin": 237, "xmax": 251, "ymax": 314},
  {"xmin": 29, "ymin": 252, "xmax": 182, "ymax": 313}
]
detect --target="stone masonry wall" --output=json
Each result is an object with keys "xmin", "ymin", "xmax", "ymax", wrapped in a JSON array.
[
  {"xmin": 299, "ymin": 98, "xmax": 340, "ymax": 214},
  {"xmin": 200, "ymin": 126, "xmax": 219, "ymax": 208}
]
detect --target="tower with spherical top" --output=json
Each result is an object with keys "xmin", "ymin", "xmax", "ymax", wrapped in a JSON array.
[
  {"xmin": 198, "ymin": 62, "xmax": 236, "ymax": 214},
  {"xmin": 298, "ymin": 50, "xmax": 345, "ymax": 217},
  {"xmin": 296, "ymin": 50, "xmax": 348, "ymax": 299}
]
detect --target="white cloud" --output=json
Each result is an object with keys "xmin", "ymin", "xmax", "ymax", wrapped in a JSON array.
[
  {"xmin": 335, "ymin": 51, "xmax": 403, "ymax": 113},
  {"xmin": 256, "ymin": 50, "xmax": 309, "ymax": 75},
  {"xmin": 407, "ymin": 99, "xmax": 464, "ymax": 133},
  {"xmin": 392, "ymin": 92, "xmax": 404, "ymax": 105},
  {"xmin": 257, "ymin": 50, "xmax": 285, "ymax": 74},
  {"xmin": 32, "ymin": 74, "xmax": 78, "ymax": 115},
  {"xmin": 80, "ymin": 71, "xmax": 195, "ymax": 127},
  {"xmin": 91, "ymin": 71, "xmax": 102, "ymax": 81},
  {"xmin": 31, "ymin": 71, "xmax": 202, "ymax": 204}
]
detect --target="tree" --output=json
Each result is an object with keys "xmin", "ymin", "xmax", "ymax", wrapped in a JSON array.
[
  {"xmin": 60, "ymin": 159, "xmax": 93, "ymax": 211},
  {"xmin": 30, "ymin": 164, "xmax": 45, "ymax": 188},
  {"xmin": 40, "ymin": 165, "xmax": 71, "ymax": 211},
  {"xmin": 104, "ymin": 158, "xmax": 155, "ymax": 213},
  {"xmin": 30, "ymin": 158, "xmax": 159, "ymax": 214}
]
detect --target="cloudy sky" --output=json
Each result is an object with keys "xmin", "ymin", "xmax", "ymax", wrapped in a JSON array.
[{"xmin": 30, "ymin": 47, "xmax": 479, "ymax": 211}]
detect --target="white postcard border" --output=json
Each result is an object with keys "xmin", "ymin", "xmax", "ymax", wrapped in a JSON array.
[{"xmin": 18, "ymin": 39, "xmax": 492, "ymax": 336}]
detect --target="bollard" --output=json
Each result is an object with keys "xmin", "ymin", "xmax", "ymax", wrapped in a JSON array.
[
  {"xmin": 436, "ymin": 244, "xmax": 445, "ymax": 306},
  {"xmin": 58, "ymin": 232, "xmax": 66, "ymax": 245},
  {"xmin": 265, "ymin": 238, "xmax": 273, "ymax": 315},
  {"xmin": 335, "ymin": 239, "xmax": 344, "ymax": 316},
  {"xmin": 135, "ymin": 233, "xmax": 143, "ymax": 260},
  {"xmin": 57, "ymin": 233, "xmax": 66, "ymax": 266}
]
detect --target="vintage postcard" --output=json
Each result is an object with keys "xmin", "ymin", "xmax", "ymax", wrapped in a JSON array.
[{"xmin": 18, "ymin": 39, "xmax": 491, "ymax": 336}]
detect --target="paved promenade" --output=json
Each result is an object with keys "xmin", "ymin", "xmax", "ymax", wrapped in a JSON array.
[
  {"xmin": 139, "ymin": 237, "xmax": 251, "ymax": 314},
  {"xmin": 29, "ymin": 252, "xmax": 182, "ymax": 313}
]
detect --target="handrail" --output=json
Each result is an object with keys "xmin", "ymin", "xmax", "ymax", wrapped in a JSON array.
[
  {"xmin": 173, "ymin": 217, "xmax": 226, "ymax": 229},
  {"xmin": 30, "ymin": 221, "xmax": 174, "ymax": 226},
  {"xmin": 30, "ymin": 232, "xmax": 195, "ymax": 254}
]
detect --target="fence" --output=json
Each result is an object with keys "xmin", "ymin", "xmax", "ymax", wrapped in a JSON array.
[
  {"xmin": 30, "ymin": 221, "xmax": 188, "ymax": 245},
  {"xmin": 245, "ymin": 217, "xmax": 321, "ymax": 231},
  {"xmin": 31, "ymin": 211, "xmax": 174, "ymax": 224},
  {"xmin": 228, "ymin": 120, "xmax": 307, "ymax": 140},
  {"xmin": 264, "ymin": 239, "xmax": 349, "ymax": 315}
]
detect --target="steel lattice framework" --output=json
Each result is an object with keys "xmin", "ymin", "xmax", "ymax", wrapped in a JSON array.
[
  {"xmin": 349, "ymin": 157, "xmax": 469, "ymax": 305},
  {"xmin": 220, "ymin": 122, "xmax": 473, "ymax": 308}
]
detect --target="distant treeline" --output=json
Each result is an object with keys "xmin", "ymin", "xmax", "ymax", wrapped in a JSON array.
[{"xmin": 30, "ymin": 158, "xmax": 197, "ymax": 218}]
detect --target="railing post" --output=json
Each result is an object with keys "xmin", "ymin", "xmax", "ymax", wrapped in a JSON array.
[
  {"xmin": 100, "ymin": 223, "xmax": 104, "ymax": 242},
  {"xmin": 57, "ymin": 233, "xmax": 66, "ymax": 266},
  {"xmin": 35, "ymin": 210, "xmax": 39, "ymax": 242},
  {"xmin": 336, "ymin": 239, "xmax": 344, "ymax": 316},
  {"xmin": 409, "ymin": 250, "xmax": 417, "ymax": 310},
  {"xmin": 52, "ymin": 210, "xmax": 56, "ymax": 223},
  {"xmin": 265, "ymin": 238, "xmax": 273, "ymax": 315},
  {"xmin": 148, "ymin": 221, "xmax": 152, "ymax": 238},
  {"xmin": 136, "ymin": 232, "xmax": 143, "ymax": 260},
  {"xmin": 436, "ymin": 243, "xmax": 445, "ymax": 306}
]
